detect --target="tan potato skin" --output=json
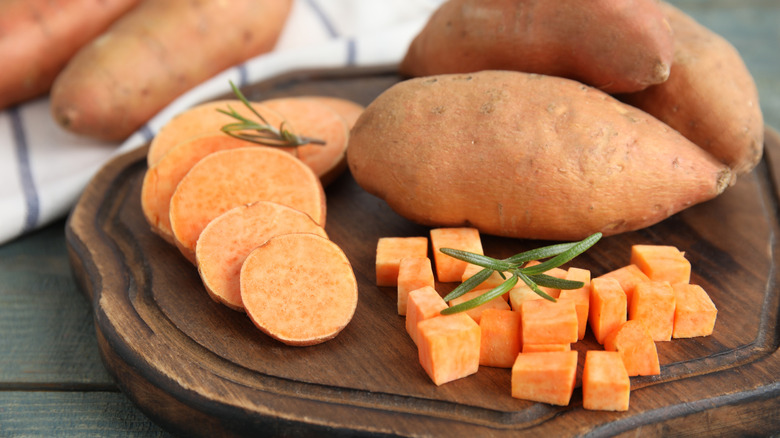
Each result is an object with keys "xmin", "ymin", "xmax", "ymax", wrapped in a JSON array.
[
  {"xmin": 400, "ymin": 0, "xmax": 674, "ymax": 94},
  {"xmin": 50, "ymin": 0, "xmax": 292, "ymax": 141},
  {"xmin": 0, "ymin": 0, "xmax": 140, "ymax": 110},
  {"xmin": 347, "ymin": 71, "xmax": 734, "ymax": 241},
  {"xmin": 618, "ymin": 2, "xmax": 764, "ymax": 175}
]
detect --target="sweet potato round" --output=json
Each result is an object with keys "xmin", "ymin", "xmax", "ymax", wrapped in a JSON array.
[
  {"xmin": 400, "ymin": 0, "xmax": 674, "ymax": 94},
  {"xmin": 347, "ymin": 71, "xmax": 733, "ymax": 241}
]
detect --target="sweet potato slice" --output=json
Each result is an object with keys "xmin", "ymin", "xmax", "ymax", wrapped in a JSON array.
[
  {"xmin": 520, "ymin": 298, "xmax": 579, "ymax": 345},
  {"xmin": 449, "ymin": 289, "xmax": 511, "ymax": 324},
  {"xmin": 596, "ymin": 264, "xmax": 650, "ymax": 308},
  {"xmin": 406, "ymin": 286, "xmax": 448, "ymax": 346},
  {"xmin": 629, "ymin": 281, "xmax": 676, "ymax": 342},
  {"xmin": 417, "ymin": 312, "xmax": 481, "ymax": 385},
  {"xmin": 375, "ymin": 237, "xmax": 429, "ymax": 287},
  {"xmin": 672, "ymin": 283, "xmax": 717, "ymax": 338},
  {"xmin": 589, "ymin": 277, "xmax": 628, "ymax": 344},
  {"xmin": 479, "ymin": 309, "xmax": 522, "ymax": 368},
  {"xmin": 630, "ymin": 244, "xmax": 691, "ymax": 285},
  {"xmin": 260, "ymin": 97, "xmax": 351, "ymax": 186},
  {"xmin": 195, "ymin": 201, "xmax": 328, "ymax": 312},
  {"xmin": 169, "ymin": 147, "xmax": 326, "ymax": 264},
  {"xmin": 310, "ymin": 96, "xmax": 365, "ymax": 128},
  {"xmin": 604, "ymin": 320, "xmax": 661, "ymax": 376},
  {"xmin": 558, "ymin": 267, "xmax": 591, "ymax": 340},
  {"xmin": 147, "ymin": 100, "xmax": 283, "ymax": 166},
  {"xmin": 141, "ymin": 134, "xmax": 252, "ymax": 244},
  {"xmin": 240, "ymin": 233, "xmax": 357, "ymax": 346}
]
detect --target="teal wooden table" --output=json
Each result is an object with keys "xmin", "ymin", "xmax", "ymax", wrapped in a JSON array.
[{"xmin": 1, "ymin": 1, "xmax": 779, "ymax": 436}]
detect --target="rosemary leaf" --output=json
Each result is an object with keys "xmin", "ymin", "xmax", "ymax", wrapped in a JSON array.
[
  {"xmin": 441, "ymin": 275, "xmax": 519, "ymax": 315},
  {"xmin": 504, "ymin": 241, "xmax": 580, "ymax": 265},
  {"xmin": 528, "ymin": 273, "xmax": 584, "ymax": 290},
  {"xmin": 438, "ymin": 248, "xmax": 514, "ymax": 272},
  {"xmin": 519, "ymin": 232, "xmax": 602, "ymax": 276},
  {"xmin": 516, "ymin": 271, "xmax": 557, "ymax": 302},
  {"xmin": 442, "ymin": 267, "xmax": 494, "ymax": 302}
]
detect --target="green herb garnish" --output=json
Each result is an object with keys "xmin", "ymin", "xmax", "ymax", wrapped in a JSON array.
[
  {"xmin": 440, "ymin": 232, "xmax": 602, "ymax": 315},
  {"xmin": 218, "ymin": 81, "xmax": 325, "ymax": 147}
]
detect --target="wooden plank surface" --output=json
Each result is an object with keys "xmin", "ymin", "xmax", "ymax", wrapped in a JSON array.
[{"xmin": 1, "ymin": 0, "xmax": 779, "ymax": 436}]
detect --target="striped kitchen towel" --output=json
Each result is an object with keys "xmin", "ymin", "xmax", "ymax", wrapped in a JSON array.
[{"xmin": 0, "ymin": 0, "xmax": 442, "ymax": 246}]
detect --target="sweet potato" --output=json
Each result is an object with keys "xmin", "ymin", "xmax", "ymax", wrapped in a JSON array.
[
  {"xmin": 240, "ymin": 233, "xmax": 357, "ymax": 346},
  {"xmin": 169, "ymin": 147, "xmax": 326, "ymax": 264},
  {"xmin": 479, "ymin": 309, "xmax": 521, "ymax": 368},
  {"xmin": 347, "ymin": 70, "xmax": 733, "ymax": 241},
  {"xmin": 307, "ymin": 96, "xmax": 365, "ymax": 130},
  {"xmin": 375, "ymin": 237, "xmax": 429, "ymax": 287},
  {"xmin": 141, "ymin": 134, "xmax": 253, "ymax": 244},
  {"xmin": 672, "ymin": 283, "xmax": 717, "ymax": 338},
  {"xmin": 397, "ymin": 257, "xmax": 436, "ymax": 315},
  {"xmin": 511, "ymin": 351, "xmax": 578, "ymax": 406},
  {"xmin": 558, "ymin": 267, "xmax": 591, "ymax": 340},
  {"xmin": 449, "ymin": 289, "xmax": 511, "ymax": 324},
  {"xmin": 589, "ymin": 278, "xmax": 628, "ymax": 344},
  {"xmin": 596, "ymin": 264, "xmax": 650, "ymax": 308},
  {"xmin": 604, "ymin": 320, "xmax": 661, "ymax": 377},
  {"xmin": 618, "ymin": 2, "xmax": 764, "ymax": 175},
  {"xmin": 522, "ymin": 343, "xmax": 571, "ymax": 353},
  {"xmin": 430, "ymin": 227, "xmax": 484, "ymax": 282},
  {"xmin": 520, "ymin": 298, "xmax": 578, "ymax": 346},
  {"xmin": 629, "ymin": 281, "xmax": 676, "ymax": 342},
  {"xmin": 50, "ymin": 0, "xmax": 293, "ymax": 141},
  {"xmin": 195, "ymin": 201, "xmax": 328, "ymax": 312},
  {"xmin": 259, "ymin": 97, "xmax": 352, "ymax": 186},
  {"xmin": 400, "ymin": 0, "xmax": 674, "ymax": 93},
  {"xmin": 0, "ymin": 0, "xmax": 140, "ymax": 110},
  {"xmin": 417, "ymin": 312, "xmax": 481, "ymax": 386},
  {"xmin": 582, "ymin": 350, "xmax": 630, "ymax": 411},
  {"xmin": 631, "ymin": 244, "xmax": 691, "ymax": 285},
  {"xmin": 406, "ymin": 286, "xmax": 448, "ymax": 347},
  {"xmin": 146, "ymin": 100, "xmax": 283, "ymax": 166}
]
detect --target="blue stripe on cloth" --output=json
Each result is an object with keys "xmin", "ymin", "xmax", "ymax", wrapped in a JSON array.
[
  {"xmin": 346, "ymin": 37, "xmax": 357, "ymax": 65},
  {"xmin": 8, "ymin": 107, "xmax": 39, "ymax": 232},
  {"xmin": 237, "ymin": 64, "xmax": 249, "ymax": 88},
  {"xmin": 138, "ymin": 123, "xmax": 155, "ymax": 143},
  {"xmin": 305, "ymin": 0, "xmax": 340, "ymax": 38}
]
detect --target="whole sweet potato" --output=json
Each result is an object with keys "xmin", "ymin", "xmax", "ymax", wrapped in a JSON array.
[
  {"xmin": 0, "ymin": 0, "xmax": 139, "ymax": 110},
  {"xmin": 400, "ymin": 0, "xmax": 674, "ymax": 94},
  {"xmin": 50, "ymin": 0, "xmax": 292, "ymax": 141},
  {"xmin": 347, "ymin": 71, "xmax": 733, "ymax": 241},
  {"xmin": 618, "ymin": 2, "xmax": 764, "ymax": 175}
]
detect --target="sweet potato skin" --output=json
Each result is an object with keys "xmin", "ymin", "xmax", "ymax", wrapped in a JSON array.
[
  {"xmin": 50, "ymin": 0, "xmax": 293, "ymax": 141},
  {"xmin": 347, "ymin": 70, "xmax": 733, "ymax": 241},
  {"xmin": 618, "ymin": 2, "xmax": 764, "ymax": 175},
  {"xmin": 0, "ymin": 0, "xmax": 140, "ymax": 110},
  {"xmin": 400, "ymin": 0, "xmax": 674, "ymax": 93}
]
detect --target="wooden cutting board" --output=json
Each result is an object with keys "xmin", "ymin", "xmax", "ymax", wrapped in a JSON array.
[{"xmin": 65, "ymin": 66, "xmax": 780, "ymax": 437}]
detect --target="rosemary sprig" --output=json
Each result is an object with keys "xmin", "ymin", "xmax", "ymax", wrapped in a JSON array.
[
  {"xmin": 439, "ymin": 232, "xmax": 601, "ymax": 315},
  {"xmin": 217, "ymin": 81, "xmax": 326, "ymax": 147}
]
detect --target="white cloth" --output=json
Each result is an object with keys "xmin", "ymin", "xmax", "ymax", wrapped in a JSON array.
[{"xmin": 0, "ymin": 0, "xmax": 442, "ymax": 245}]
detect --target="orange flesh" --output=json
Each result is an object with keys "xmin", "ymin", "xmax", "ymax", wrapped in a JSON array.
[
  {"xmin": 604, "ymin": 320, "xmax": 661, "ymax": 376},
  {"xmin": 240, "ymin": 233, "xmax": 357, "ymax": 346},
  {"xmin": 629, "ymin": 281, "xmax": 676, "ymax": 342},
  {"xmin": 479, "ymin": 309, "xmax": 522, "ymax": 368},
  {"xmin": 397, "ymin": 257, "xmax": 436, "ymax": 315},
  {"xmin": 672, "ymin": 283, "xmax": 717, "ymax": 338},
  {"xmin": 589, "ymin": 277, "xmax": 628, "ymax": 344},
  {"xmin": 375, "ymin": 236, "xmax": 429, "ymax": 287},
  {"xmin": 430, "ymin": 227, "xmax": 483, "ymax": 282},
  {"xmin": 511, "ymin": 351, "xmax": 578, "ymax": 406},
  {"xmin": 582, "ymin": 350, "xmax": 630, "ymax": 411},
  {"xmin": 417, "ymin": 312, "xmax": 481, "ymax": 386},
  {"xmin": 558, "ymin": 267, "xmax": 591, "ymax": 340},
  {"xmin": 406, "ymin": 286, "xmax": 448, "ymax": 346},
  {"xmin": 195, "ymin": 201, "xmax": 327, "ymax": 311}
]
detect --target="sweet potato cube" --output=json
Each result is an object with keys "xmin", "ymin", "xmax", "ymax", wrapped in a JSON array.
[
  {"xmin": 589, "ymin": 278, "xmax": 628, "ymax": 344},
  {"xmin": 430, "ymin": 227, "xmax": 483, "ymax": 282},
  {"xmin": 630, "ymin": 244, "xmax": 691, "ymax": 285},
  {"xmin": 375, "ymin": 236, "xmax": 428, "ymax": 286},
  {"xmin": 479, "ymin": 309, "xmax": 521, "ymax": 368},
  {"xmin": 397, "ymin": 257, "xmax": 435, "ymax": 315},
  {"xmin": 520, "ymin": 298, "xmax": 578, "ymax": 345},
  {"xmin": 629, "ymin": 281, "xmax": 676, "ymax": 342},
  {"xmin": 417, "ymin": 313, "xmax": 481, "ymax": 386},
  {"xmin": 450, "ymin": 289, "xmax": 511, "ymax": 324},
  {"xmin": 582, "ymin": 350, "xmax": 630, "ymax": 411},
  {"xmin": 522, "ymin": 343, "xmax": 571, "ymax": 353},
  {"xmin": 406, "ymin": 286, "xmax": 447, "ymax": 346},
  {"xmin": 508, "ymin": 283, "xmax": 544, "ymax": 310},
  {"xmin": 511, "ymin": 351, "xmax": 578, "ymax": 406},
  {"xmin": 559, "ymin": 267, "xmax": 591, "ymax": 340},
  {"xmin": 672, "ymin": 283, "xmax": 718, "ymax": 338},
  {"xmin": 604, "ymin": 320, "xmax": 660, "ymax": 376},
  {"xmin": 596, "ymin": 264, "xmax": 650, "ymax": 308}
]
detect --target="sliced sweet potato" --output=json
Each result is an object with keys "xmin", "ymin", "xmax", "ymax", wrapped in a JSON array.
[
  {"xmin": 397, "ymin": 257, "xmax": 436, "ymax": 316},
  {"xmin": 169, "ymin": 147, "xmax": 326, "ymax": 264},
  {"xmin": 558, "ymin": 267, "xmax": 592, "ymax": 340},
  {"xmin": 417, "ymin": 312, "xmax": 481, "ymax": 386},
  {"xmin": 406, "ymin": 286, "xmax": 448, "ymax": 346},
  {"xmin": 141, "ymin": 133, "xmax": 252, "ymax": 244},
  {"xmin": 240, "ymin": 233, "xmax": 357, "ymax": 346},
  {"xmin": 195, "ymin": 201, "xmax": 327, "ymax": 312},
  {"xmin": 672, "ymin": 283, "xmax": 717, "ymax": 338},
  {"xmin": 629, "ymin": 281, "xmax": 676, "ymax": 342},
  {"xmin": 479, "ymin": 309, "xmax": 522, "ymax": 368},
  {"xmin": 604, "ymin": 319, "xmax": 661, "ymax": 377},
  {"xmin": 589, "ymin": 277, "xmax": 628, "ymax": 344},
  {"xmin": 430, "ymin": 227, "xmax": 483, "ymax": 282},
  {"xmin": 511, "ymin": 351, "xmax": 578, "ymax": 406},
  {"xmin": 375, "ymin": 237, "xmax": 429, "ymax": 287}
]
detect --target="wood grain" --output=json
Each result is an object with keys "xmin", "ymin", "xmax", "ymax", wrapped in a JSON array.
[{"xmin": 65, "ymin": 66, "xmax": 780, "ymax": 437}]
